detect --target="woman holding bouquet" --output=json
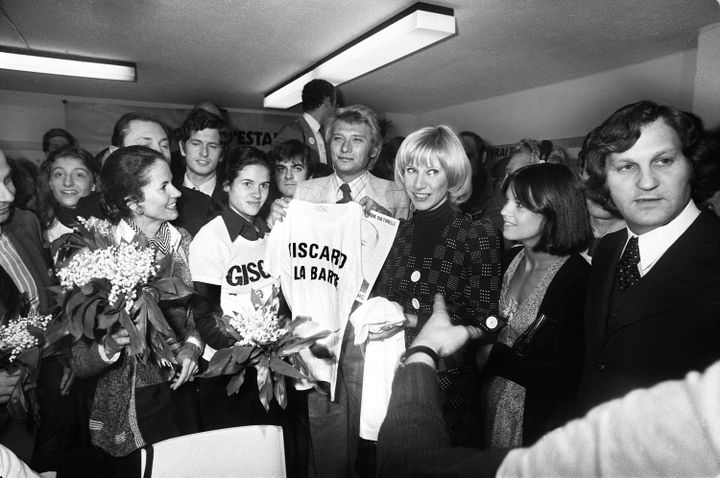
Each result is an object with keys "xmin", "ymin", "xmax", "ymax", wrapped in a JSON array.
[
  {"xmin": 69, "ymin": 146, "xmax": 202, "ymax": 475},
  {"xmin": 188, "ymin": 147, "xmax": 287, "ymax": 429},
  {"xmin": 373, "ymin": 125, "xmax": 502, "ymax": 448}
]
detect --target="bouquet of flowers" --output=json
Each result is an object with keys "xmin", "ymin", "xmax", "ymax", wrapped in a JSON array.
[
  {"xmin": 0, "ymin": 294, "xmax": 51, "ymax": 421},
  {"xmin": 48, "ymin": 217, "xmax": 194, "ymax": 365},
  {"xmin": 201, "ymin": 286, "xmax": 329, "ymax": 411}
]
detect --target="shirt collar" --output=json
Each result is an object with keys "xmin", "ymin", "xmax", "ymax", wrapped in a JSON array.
[
  {"xmin": 626, "ymin": 200, "xmax": 700, "ymax": 274},
  {"xmin": 332, "ymin": 171, "xmax": 369, "ymax": 201},
  {"xmin": 303, "ymin": 112, "xmax": 321, "ymax": 133},
  {"xmin": 183, "ymin": 173, "xmax": 216, "ymax": 197},
  {"xmin": 221, "ymin": 206, "xmax": 269, "ymax": 242},
  {"xmin": 116, "ymin": 219, "xmax": 181, "ymax": 250}
]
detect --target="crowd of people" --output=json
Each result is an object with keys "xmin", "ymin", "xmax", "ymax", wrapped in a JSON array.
[{"xmin": 0, "ymin": 77, "xmax": 720, "ymax": 478}]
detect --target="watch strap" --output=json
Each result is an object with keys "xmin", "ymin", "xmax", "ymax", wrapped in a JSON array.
[{"xmin": 401, "ymin": 345, "xmax": 440, "ymax": 368}]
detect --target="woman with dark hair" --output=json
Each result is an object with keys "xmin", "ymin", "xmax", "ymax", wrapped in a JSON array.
[
  {"xmin": 188, "ymin": 146, "xmax": 285, "ymax": 429},
  {"xmin": 479, "ymin": 162, "xmax": 592, "ymax": 447},
  {"xmin": 374, "ymin": 125, "xmax": 501, "ymax": 447},
  {"xmin": 37, "ymin": 146, "xmax": 99, "ymax": 244},
  {"xmin": 69, "ymin": 145, "xmax": 202, "ymax": 475}
]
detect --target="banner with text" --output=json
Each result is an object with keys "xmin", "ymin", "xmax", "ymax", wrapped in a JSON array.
[{"xmin": 65, "ymin": 101, "xmax": 295, "ymax": 156}]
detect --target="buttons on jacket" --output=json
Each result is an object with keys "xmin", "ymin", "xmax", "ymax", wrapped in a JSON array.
[
  {"xmin": 411, "ymin": 298, "xmax": 420, "ymax": 310},
  {"xmin": 410, "ymin": 270, "xmax": 421, "ymax": 282},
  {"xmin": 595, "ymin": 362, "xmax": 607, "ymax": 372}
]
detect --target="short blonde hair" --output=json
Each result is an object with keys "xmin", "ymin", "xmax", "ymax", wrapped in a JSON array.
[
  {"xmin": 394, "ymin": 125, "xmax": 472, "ymax": 205},
  {"xmin": 325, "ymin": 104, "xmax": 382, "ymax": 161}
]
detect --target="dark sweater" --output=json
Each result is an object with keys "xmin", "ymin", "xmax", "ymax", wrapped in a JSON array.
[
  {"xmin": 484, "ymin": 249, "xmax": 590, "ymax": 445},
  {"xmin": 377, "ymin": 363, "xmax": 508, "ymax": 477}
]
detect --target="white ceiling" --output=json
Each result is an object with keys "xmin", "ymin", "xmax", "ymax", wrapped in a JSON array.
[{"xmin": 0, "ymin": 0, "xmax": 718, "ymax": 115}]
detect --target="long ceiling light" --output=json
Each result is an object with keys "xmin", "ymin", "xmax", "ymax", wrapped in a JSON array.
[
  {"xmin": 0, "ymin": 47, "xmax": 137, "ymax": 81},
  {"xmin": 264, "ymin": 2, "xmax": 455, "ymax": 109}
]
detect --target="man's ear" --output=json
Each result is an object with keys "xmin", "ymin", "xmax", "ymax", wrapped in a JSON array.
[
  {"xmin": 368, "ymin": 146, "xmax": 380, "ymax": 169},
  {"xmin": 179, "ymin": 141, "xmax": 186, "ymax": 157}
]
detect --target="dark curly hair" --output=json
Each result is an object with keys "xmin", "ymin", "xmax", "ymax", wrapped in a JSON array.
[
  {"xmin": 268, "ymin": 139, "xmax": 317, "ymax": 179},
  {"xmin": 176, "ymin": 109, "xmax": 232, "ymax": 145},
  {"xmin": 580, "ymin": 100, "xmax": 703, "ymax": 216}
]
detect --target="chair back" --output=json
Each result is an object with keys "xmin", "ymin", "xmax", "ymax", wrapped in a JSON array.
[{"xmin": 140, "ymin": 425, "xmax": 287, "ymax": 478}]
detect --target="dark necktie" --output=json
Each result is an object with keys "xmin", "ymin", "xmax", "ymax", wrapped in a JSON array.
[
  {"xmin": 337, "ymin": 183, "xmax": 352, "ymax": 204},
  {"xmin": 616, "ymin": 236, "xmax": 641, "ymax": 292}
]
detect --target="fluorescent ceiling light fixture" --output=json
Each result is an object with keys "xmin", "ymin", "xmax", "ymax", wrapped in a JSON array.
[
  {"xmin": 264, "ymin": 2, "xmax": 455, "ymax": 109},
  {"xmin": 0, "ymin": 47, "xmax": 136, "ymax": 81}
]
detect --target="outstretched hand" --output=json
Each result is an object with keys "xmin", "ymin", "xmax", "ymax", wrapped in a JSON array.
[{"xmin": 412, "ymin": 294, "xmax": 484, "ymax": 358}]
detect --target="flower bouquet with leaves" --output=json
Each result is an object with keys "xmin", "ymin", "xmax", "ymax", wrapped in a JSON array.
[
  {"xmin": 48, "ymin": 217, "xmax": 194, "ymax": 365},
  {"xmin": 0, "ymin": 293, "xmax": 51, "ymax": 422},
  {"xmin": 201, "ymin": 286, "xmax": 330, "ymax": 411}
]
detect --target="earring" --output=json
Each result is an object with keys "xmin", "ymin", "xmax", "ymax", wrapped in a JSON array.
[{"xmin": 135, "ymin": 205, "xmax": 144, "ymax": 216}]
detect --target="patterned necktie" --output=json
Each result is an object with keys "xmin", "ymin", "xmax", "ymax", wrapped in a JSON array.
[
  {"xmin": 616, "ymin": 236, "xmax": 641, "ymax": 292},
  {"xmin": 337, "ymin": 183, "xmax": 352, "ymax": 204}
]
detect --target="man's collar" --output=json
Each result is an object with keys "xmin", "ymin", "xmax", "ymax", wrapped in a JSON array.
[
  {"xmin": 221, "ymin": 206, "xmax": 269, "ymax": 242},
  {"xmin": 303, "ymin": 113, "xmax": 321, "ymax": 132},
  {"xmin": 183, "ymin": 173, "xmax": 217, "ymax": 196},
  {"xmin": 628, "ymin": 200, "xmax": 700, "ymax": 273},
  {"xmin": 332, "ymin": 170, "xmax": 369, "ymax": 188}
]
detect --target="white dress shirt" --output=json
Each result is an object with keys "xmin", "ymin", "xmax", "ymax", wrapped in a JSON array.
[
  {"xmin": 183, "ymin": 173, "xmax": 216, "ymax": 197},
  {"xmin": 622, "ymin": 200, "xmax": 701, "ymax": 276}
]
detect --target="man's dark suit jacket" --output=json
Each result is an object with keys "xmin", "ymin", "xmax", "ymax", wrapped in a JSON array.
[
  {"xmin": 173, "ymin": 186, "xmax": 218, "ymax": 237},
  {"xmin": 577, "ymin": 211, "xmax": 720, "ymax": 414},
  {"xmin": 273, "ymin": 116, "xmax": 333, "ymax": 177}
]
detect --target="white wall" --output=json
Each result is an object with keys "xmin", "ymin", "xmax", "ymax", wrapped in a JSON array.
[
  {"xmin": 693, "ymin": 23, "xmax": 720, "ymax": 128},
  {"xmin": 0, "ymin": 48, "xmax": 701, "ymax": 162},
  {"xmin": 404, "ymin": 49, "xmax": 697, "ymax": 145},
  {"xmin": 0, "ymin": 90, "xmax": 68, "ymax": 162}
]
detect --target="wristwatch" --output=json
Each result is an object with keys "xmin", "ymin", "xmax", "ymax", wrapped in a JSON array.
[
  {"xmin": 399, "ymin": 345, "xmax": 440, "ymax": 368},
  {"xmin": 479, "ymin": 315, "xmax": 506, "ymax": 334}
]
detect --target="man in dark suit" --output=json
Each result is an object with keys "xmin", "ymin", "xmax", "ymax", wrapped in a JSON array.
[
  {"xmin": 273, "ymin": 79, "xmax": 336, "ymax": 177},
  {"xmin": 577, "ymin": 100, "xmax": 720, "ymax": 414},
  {"xmin": 0, "ymin": 150, "xmax": 98, "ymax": 474}
]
